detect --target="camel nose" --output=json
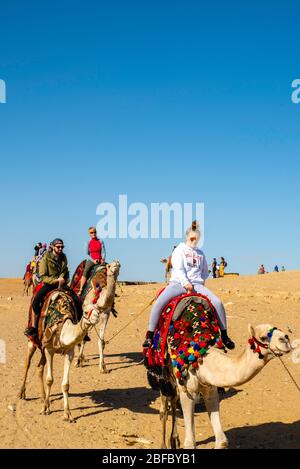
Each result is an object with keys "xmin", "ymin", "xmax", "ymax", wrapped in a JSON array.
[{"xmin": 285, "ymin": 335, "xmax": 289, "ymax": 340}]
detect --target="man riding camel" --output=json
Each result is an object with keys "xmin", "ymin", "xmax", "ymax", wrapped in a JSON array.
[
  {"xmin": 143, "ymin": 221, "xmax": 235, "ymax": 350},
  {"xmin": 25, "ymin": 238, "xmax": 83, "ymax": 340},
  {"xmin": 78, "ymin": 226, "xmax": 106, "ymax": 296}
]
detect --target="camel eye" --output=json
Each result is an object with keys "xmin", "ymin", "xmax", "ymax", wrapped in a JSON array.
[{"xmin": 260, "ymin": 336, "xmax": 267, "ymax": 342}]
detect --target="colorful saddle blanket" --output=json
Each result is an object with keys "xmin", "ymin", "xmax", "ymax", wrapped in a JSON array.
[
  {"xmin": 145, "ymin": 293, "xmax": 225, "ymax": 386},
  {"xmin": 27, "ymin": 290, "xmax": 78, "ymax": 349},
  {"xmin": 71, "ymin": 260, "xmax": 107, "ymax": 303}
]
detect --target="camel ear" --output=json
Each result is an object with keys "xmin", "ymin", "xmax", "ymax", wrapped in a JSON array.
[{"xmin": 248, "ymin": 324, "xmax": 255, "ymax": 337}]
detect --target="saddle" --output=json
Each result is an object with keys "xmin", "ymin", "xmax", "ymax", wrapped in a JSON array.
[
  {"xmin": 144, "ymin": 293, "xmax": 225, "ymax": 391},
  {"xmin": 71, "ymin": 260, "xmax": 107, "ymax": 302},
  {"xmin": 27, "ymin": 290, "xmax": 78, "ymax": 350}
]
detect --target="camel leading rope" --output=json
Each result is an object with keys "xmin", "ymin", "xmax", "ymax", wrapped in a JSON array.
[
  {"xmin": 277, "ymin": 355, "xmax": 300, "ymax": 394},
  {"xmin": 92, "ymin": 295, "xmax": 156, "ymax": 345}
]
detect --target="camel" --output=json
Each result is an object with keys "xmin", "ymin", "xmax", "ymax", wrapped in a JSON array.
[
  {"xmin": 160, "ymin": 323, "xmax": 291, "ymax": 449},
  {"xmin": 76, "ymin": 260, "xmax": 121, "ymax": 372},
  {"xmin": 18, "ymin": 293, "xmax": 100, "ymax": 422},
  {"xmin": 160, "ymin": 257, "xmax": 172, "ymax": 283},
  {"xmin": 23, "ymin": 272, "xmax": 33, "ymax": 296}
]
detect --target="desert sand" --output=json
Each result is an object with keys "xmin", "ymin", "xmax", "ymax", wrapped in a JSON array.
[{"xmin": 1, "ymin": 271, "xmax": 300, "ymax": 449}]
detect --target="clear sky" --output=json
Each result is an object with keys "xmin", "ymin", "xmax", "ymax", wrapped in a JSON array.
[{"xmin": 0, "ymin": 1, "xmax": 300, "ymax": 281}]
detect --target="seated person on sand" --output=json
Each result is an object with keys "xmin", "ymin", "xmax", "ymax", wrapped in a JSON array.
[
  {"xmin": 78, "ymin": 226, "xmax": 106, "ymax": 296},
  {"xmin": 143, "ymin": 221, "xmax": 235, "ymax": 350},
  {"xmin": 25, "ymin": 238, "xmax": 83, "ymax": 341}
]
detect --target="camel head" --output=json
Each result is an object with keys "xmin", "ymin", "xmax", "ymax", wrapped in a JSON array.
[
  {"xmin": 82, "ymin": 307, "xmax": 100, "ymax": 326},
  {"xmin": 107, "ymin": 260, "xmax": 121, "ymax": 279},
  {"xmin": 248, "ymin": 324, "xmax": 291, "ymax": 359}
]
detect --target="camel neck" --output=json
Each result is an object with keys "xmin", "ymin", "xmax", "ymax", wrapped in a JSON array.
[
  {"xmin": 198, "ymin": 341, "xmax": 272, "ymax": 388},
  {"xmin": 59, "ymin": 317, "xmax": 90, "ymax": 348}
]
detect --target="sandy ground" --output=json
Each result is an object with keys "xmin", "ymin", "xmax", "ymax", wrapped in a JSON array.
[{"xmin": 1, "ymin": 272, "xmax": 300, "ymax": 449}]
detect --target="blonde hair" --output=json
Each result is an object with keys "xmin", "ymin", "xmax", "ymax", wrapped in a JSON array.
[{"xmin": 88, "ymin": 226, "xmax": 96, "ymax": 233}]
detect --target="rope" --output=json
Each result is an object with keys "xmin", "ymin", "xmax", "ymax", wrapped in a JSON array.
[
  {"xmin": 92, "ymin": 296, "xmax": 156, "ymax": 345},
  {"xmin": 277, "ymin": 355, "xmax": 300, "ymax": 394}
]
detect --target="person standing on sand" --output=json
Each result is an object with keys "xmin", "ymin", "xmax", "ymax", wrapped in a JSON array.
[
  {"xmin": 212, "ymin": 258, "xmax": 217, "ymax": 278},
  {"xmin": 258, "ymin": 264, "xmax": 265, "ymax": 274},
  {"xmin": 219, "ymin": 257, "xmax": 227, "ymax": 277},
  {"xmin": 143, "ymin": 221, "xmax": 235, "ymax": 350}
]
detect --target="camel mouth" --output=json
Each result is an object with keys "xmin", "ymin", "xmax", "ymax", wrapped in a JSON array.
[{"xmin": 270, "ymin": 345, "xmax": 290, "ymax": 357}]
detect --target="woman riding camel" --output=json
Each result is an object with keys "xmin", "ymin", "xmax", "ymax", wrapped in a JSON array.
[
  {"xmin": 78, "ymin": 226, "xmax": 106, "ymax": 296},
  {"xmin": 143, "ymin": 221, "xmax": 235, "ymax": 350},
  {"xmin": 25, "ymin": 238, "xmax": 83, "ymax": 340}
]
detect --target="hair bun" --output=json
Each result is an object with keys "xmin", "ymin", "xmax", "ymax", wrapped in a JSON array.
[{"xmin": 191, "ymin": 220, "xmax": 199, "ymax": 231}]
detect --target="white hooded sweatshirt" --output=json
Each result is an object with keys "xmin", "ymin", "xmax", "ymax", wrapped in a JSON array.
[{"xmin": 169, "ymin": 242, "xmax": 209, "ymax": 287}]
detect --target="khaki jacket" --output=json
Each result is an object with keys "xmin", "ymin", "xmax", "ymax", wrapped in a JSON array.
[{"xmin": 39, "ymin": 251, "xmax": 70, "ymax": 285}]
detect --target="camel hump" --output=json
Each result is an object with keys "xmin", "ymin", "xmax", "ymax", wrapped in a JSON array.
[{"xmin": 144, "ymin": 293, "xmax": 225, "ymax": 389}]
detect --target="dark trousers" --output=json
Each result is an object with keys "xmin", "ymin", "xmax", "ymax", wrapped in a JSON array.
[{"xmin": 32, "ymin": 284, "xmax": 83, "ymax": 320}]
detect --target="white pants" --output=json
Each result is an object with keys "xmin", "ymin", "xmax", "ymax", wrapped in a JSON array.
[{"xmin": 148, "ymin": 282, "xmax": 227, "ymax": 331}]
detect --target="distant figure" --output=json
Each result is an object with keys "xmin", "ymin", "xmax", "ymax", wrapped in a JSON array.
[
  {"xmin": 258, "ymin": 264, "xmax": 265, "ymax": 275},
  {"xmin": 161, "ymin": 246, "xmax": 177, "ymax": 282},
  {"xmin": 38, "ymin": 243, "xmax": 47, "ymax": 258},
  {"xmin": 274, "ymin": 265, "xmax": 279, "ymax": 273},
  {"xmin": 34, "ymin": 242, "xmax": 42, "ymax": 257},
  {"xmin": 281, "ymin": 266, "xmax": 286, "ymax": 272},
  {"xmin": 219, "ymin": 257, "xmax": 227, "ymax": 278},
  {"xmin": 212, "ymin": 258, "xmax": 217, "ymax": 278}
]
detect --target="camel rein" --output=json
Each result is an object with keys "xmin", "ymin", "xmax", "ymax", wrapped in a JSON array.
[{"xmin": 92, "ymin": 296, "xmax": 156, "ymax": 345}]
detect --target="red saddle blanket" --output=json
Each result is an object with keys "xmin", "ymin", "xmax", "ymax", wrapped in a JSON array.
[
  {"xmin": 144, "ymin": 293, "xmax": 225, "ymax": 385},
  {"xmin": 70, "ymin": 260, "xmax": 107, "ymax": 303}
]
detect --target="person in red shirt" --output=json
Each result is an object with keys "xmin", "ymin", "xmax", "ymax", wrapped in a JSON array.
[{"xmin": 78, "ymin": 226, "xmax": 106, "ymax": 295}]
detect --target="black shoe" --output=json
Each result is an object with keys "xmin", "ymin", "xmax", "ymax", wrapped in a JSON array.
[
  {"xmin": 143, "ymin": 331, "xmax": 154, "ymax": 349},
  {"xmin": 24, "ymin": 327, "xmax": 38, "ymax": 338},
  {"xmin": 221, "ymin": 330, "xmax": 235, "ymax": 350},
  {"xmin": 83, "ymin": 334, "xmax": 91, "ymax": 342},
  {"xmin": 223, "ymin": 337, "xmax": 235, "ymax": 350},
  {"xmin": 142, "ymin": 337, "xmax": 153, "ymax": 348}
]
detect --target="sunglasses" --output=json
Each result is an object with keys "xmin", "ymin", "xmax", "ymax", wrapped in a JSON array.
[
  {"xmin": 54, "ymin": 245, "xmax": 64, "ymax": 249},
  {"xmin": 89, "ymin": 231, "xmax": 96, "ymax": 234}
]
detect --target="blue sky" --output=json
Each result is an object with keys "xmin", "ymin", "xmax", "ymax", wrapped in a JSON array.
[{"xmin": 0, "ymin": 1, "xmax": 300, "ymax": 280}]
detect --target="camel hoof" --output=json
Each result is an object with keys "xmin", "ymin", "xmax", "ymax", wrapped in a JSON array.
[
  {"xmin": 64, "ymin": 415, "xmax": 75, "ymax": 423},
  {"xmin": 40, "ymin": 408, "xmax": 51, "ymax": 415},
  {"xmin": 18, "ymin": 390, "xmax": 26, "ymax": 400},
  {"xmin": 170, "ymin": 437, "xmax": 180, "ymax": 449},
  {"xmin": 215, "ymin": 440, "xmax": 229, "ymax": 450},
  {"xmin": 99, "ymin": 367, "xmax": 110, "ymax": 374}
]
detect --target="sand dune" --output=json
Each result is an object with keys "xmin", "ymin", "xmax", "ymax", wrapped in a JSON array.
[{"xmin": 1, "ymin": 271, "xmax": 300, "ymax": 449}]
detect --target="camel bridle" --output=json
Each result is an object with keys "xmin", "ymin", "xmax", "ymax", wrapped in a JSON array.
[{"xmin": 248, "ymin": 327, "xmax": 279, "ymax": 360}]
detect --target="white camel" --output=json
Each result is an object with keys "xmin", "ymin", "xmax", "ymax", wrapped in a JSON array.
[
  {"xmin": 19, "ymin": 293, "xmax": 100, "ymax": 422},
  {"xmin": 160, "ymin": 322, "xmax": 291, "ymax": 449},
  {"xmin": 76, "ymin": 260, "xmax": 121, "ymax": 372}
]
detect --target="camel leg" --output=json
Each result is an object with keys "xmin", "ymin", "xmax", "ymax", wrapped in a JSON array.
[
  {"xmin": 98, "ymin": 313, "xmax": 109, "ymax": 373},
  {"xmin": 170, "ymin": 395, "xmax": 180, "ymax": 449},
  {"xmin": 201, "ymin": 386, "xmax": 228, "ymax": 449},
  {"xmin": 37, "ymin": 351, "xmax": 46, "ymax": 401},
  {"xmin": 62, "ymin": 348, "xmax": 75, "ymax": 422},
  {"xmin": 76, "ymin": 341, "xmax": 86, "ymax": 367},
  {"xmin": 160, "ymin": 394, "xmax": 169, "ymax": 449},
  {"xmin": 179, "ymin": 390, "xmax": 196, "ymax": 449},
  {"xmin": 18, "ymin": 340, "xmax": 37, "ymax": 400},
  {"xmin": 40, "ymin": 348, "xmax": 54, "ymax": 415}
]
